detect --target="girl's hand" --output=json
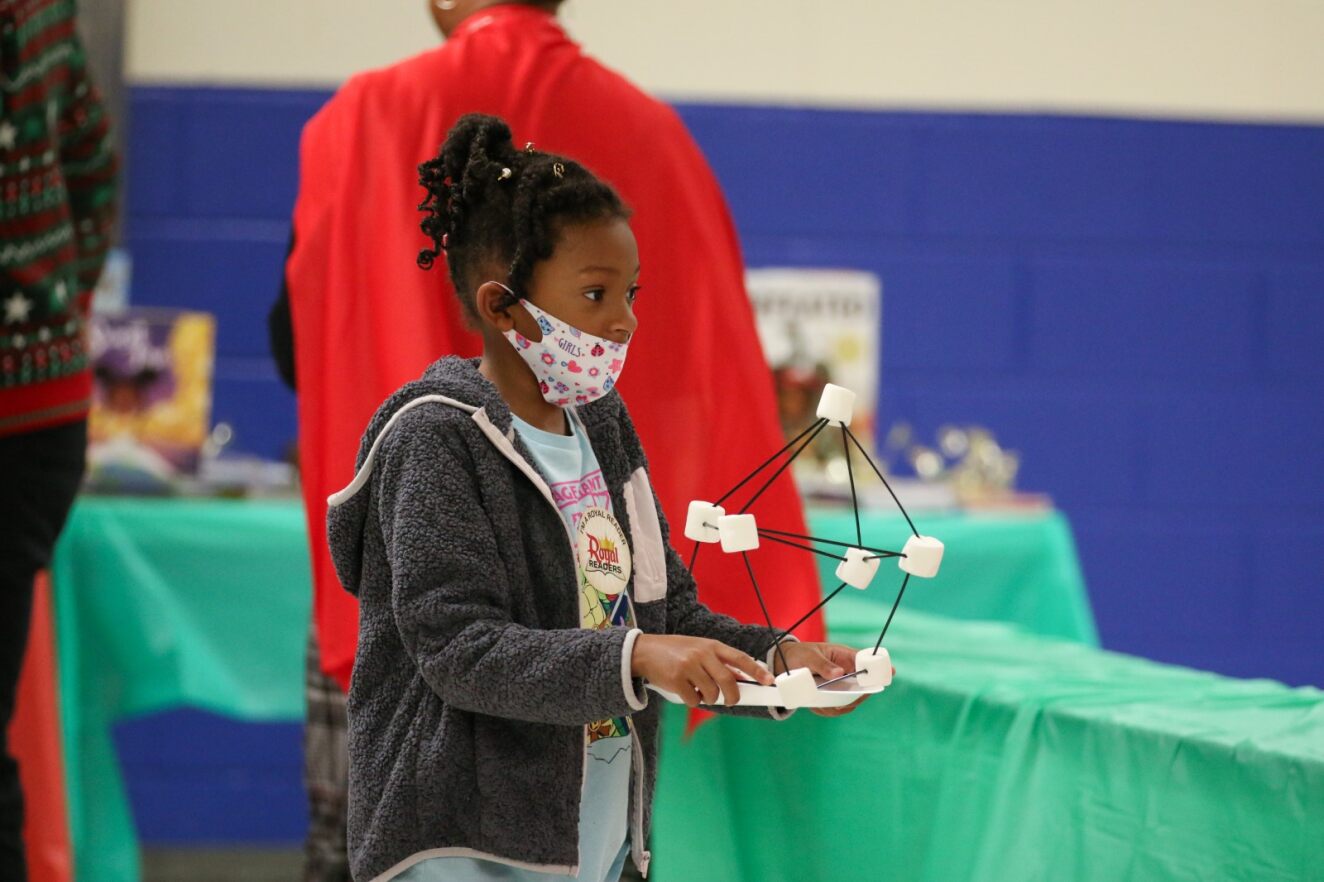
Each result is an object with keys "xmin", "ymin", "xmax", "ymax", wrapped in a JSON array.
[
  {"xmin": 631, "ymin": 634, "xmax": 775, "ymax": 707},
  {"xmin": 773, "ymin": 641, "xmax": 888, "ymax": 717}
]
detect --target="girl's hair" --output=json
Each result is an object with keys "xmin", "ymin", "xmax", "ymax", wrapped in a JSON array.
[{"xmin": 417, "ymin": 113, "xmax": 630, "ymax": 321}]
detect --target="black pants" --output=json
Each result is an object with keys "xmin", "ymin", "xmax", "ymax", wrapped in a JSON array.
[{"xmin": 0, "ymin": 421, "xmax": 86, "ymax": 882}]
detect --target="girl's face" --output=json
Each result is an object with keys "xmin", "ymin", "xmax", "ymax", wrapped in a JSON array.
[{"xmin": 515, "ymin": 216, "xmax": 640, "ymax": 345}]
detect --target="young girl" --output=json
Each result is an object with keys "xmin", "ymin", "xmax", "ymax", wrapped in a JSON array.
[{"xmin": 327, "ymin": 113, "xmax": 866, "ymax": 882}]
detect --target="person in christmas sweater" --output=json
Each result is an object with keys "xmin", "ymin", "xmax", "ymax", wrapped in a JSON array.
[{"xmin": 0, "ymin": 0, "xmax": 118, "ymax": 877}]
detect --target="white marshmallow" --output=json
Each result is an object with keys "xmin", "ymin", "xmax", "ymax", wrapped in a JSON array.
[
  {"xmin": 854, "ymin": 647, "xmax": 893, "ymax": 688},
  {"xmin": 717, "ymin": 513, "xmax": 760, "ymax": 553},
  {"xmin": 835, "ymin": 546, "xmax": 882, "ymax": 590},
  {"xmin": 683, "ymin": 501, "xmax": 725, "ymax": 544},
  {"xmin": 816, "ymin": 383, "xmax": 857, "ymax": 427},
  {"xmin": 899, "ymin": 535, "xmax": 944, "ymax": 578},
  {"xmin": 775, "ymin": 668, "xmax": 818, "ymax": 706}
]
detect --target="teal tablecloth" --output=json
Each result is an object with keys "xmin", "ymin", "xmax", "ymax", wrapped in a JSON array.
[
  {"xmin": 52, "ymin": 499, "xmax": 310, "ymax": 882},
  {"xmin": 50, "ymin": 498, "xmax": 1107, "ymax": 880},
  {"xmin": 807, "ymin": 507, "xmax": 1096, "ymax": 645},
  {"xmin": 649, "ymin": 595, "xmax": 1324, "ymax": 882}
]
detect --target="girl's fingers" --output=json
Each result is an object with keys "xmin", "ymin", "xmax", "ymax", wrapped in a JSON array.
[
  {"xmin": 688, "ymin": 665, "xmax": 722, "ymax": 705},
  {"xmin": 703, "ymin": 656, "xmax": 744, "ymax": 706},
  {"xmin": 823, "ymin": 644, "xmax": 859, "ymax": 671},
  {"xmin": 812, "ymin": 696, "xmax": 868, "ymax": 718},
  {"xmin": 718, "ymin": 646, "xmax": 775, "ymax": 685},
  {"xmin": 799, "ymin": 648, "xmax": 845, "ymax": 680},
  {"xmin": 812, "ymin": 706, "xmax": 850, "ymax": 717},
  {"xmin": 676, "ymin": 680, "xmax": 700, "ymax": 707}
]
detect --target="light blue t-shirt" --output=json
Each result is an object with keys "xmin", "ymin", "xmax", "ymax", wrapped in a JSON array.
[
  {"xmin": 513, "ymin": 411, "xmax": 614, "ymax": 531},
  {"xmin": 397, "ymin": 411, "xmax": 632, "ymax": 882}
]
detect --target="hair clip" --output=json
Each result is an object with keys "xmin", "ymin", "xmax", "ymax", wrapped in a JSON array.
[
  {"xmin": 498, "ymin": 167, "xmax": 513, "ymax": 181},
  {"xmin": 441, "ymin": 233, "xmax": 450, "ymax": 249},
  {"xmin": 552, "ymin": 162, "xmax": 565, "ymax": 179},
  {"xmin": 524, "ymin": 141, "xmax": 536, "ymax": 153}
]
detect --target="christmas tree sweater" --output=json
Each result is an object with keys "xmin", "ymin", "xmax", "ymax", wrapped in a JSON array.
[{"xmin": 0, "ymin": 0, "xmax": 117, "ymax": 437}]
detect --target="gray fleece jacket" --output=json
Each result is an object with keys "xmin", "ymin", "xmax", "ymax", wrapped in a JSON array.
[{"xmin": 327, "ymin": 356, "xmax": 789, "ymax": 881}]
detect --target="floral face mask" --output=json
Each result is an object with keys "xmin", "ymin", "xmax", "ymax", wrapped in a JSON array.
[{"xmin": 499, "ymin": 286, "xmax": 629, "ymax": 407}]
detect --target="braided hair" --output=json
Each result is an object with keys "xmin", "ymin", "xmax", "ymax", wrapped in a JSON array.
[{"xmin": 417, "ymin": 113, "xmax": 630, "ymax": 322}]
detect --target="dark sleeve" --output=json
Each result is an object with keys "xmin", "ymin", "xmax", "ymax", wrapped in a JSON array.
[
  {"xmin": 58, "ymin": 30, "xmax": 118, "ymax": 294},
  {"xmin": 269, "ymin": 230, "xmax": 297, "ymax": 391}
]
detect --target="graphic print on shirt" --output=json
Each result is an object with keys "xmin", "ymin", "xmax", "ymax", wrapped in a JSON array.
[
  {"xmin": 549, "ymin": 468, "xmax": 613, "ymax": 528},
  {"xmin": 576, "ymin": 507, "xmax": 636, "ymax": 746}
]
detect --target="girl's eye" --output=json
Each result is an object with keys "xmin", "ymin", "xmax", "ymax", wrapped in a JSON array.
[
  {"xmin": 584, "ymin": 289, "xmax": 605, "ymax": 303},
  {"xmin": 626, "ymin": 285, "xmax": 641, "ymax": 304}
]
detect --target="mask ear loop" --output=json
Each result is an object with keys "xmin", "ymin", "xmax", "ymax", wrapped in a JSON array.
[{"xmin": 492, "ymin": 282, "xmax": 522, "ymax": 313}]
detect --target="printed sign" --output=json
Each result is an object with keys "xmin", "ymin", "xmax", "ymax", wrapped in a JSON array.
[
  {"xmin": 746, "ymin": 267, "xmax": 881, "ymax": 459},
  {"xmin": 87, "ymin": 307, "xmax": 215, "ymax": 489}
]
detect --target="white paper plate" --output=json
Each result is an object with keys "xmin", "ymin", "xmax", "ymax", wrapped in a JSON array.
[{"xmin": 646, "ymin": 674, "xmax": 885, "ymax": 709}]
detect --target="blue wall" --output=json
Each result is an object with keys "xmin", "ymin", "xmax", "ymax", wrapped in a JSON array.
[
  {"xmin": 126, "ymin": 86, "xmax": 1324, "ymax": 692},
  {"xmin": 114, "ymin": 710, "xmax": 305, "ymax": 842}
]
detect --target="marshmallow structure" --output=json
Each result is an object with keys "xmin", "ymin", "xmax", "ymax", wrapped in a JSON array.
[
  {"xmin": 718, "ymin": 513, "xmax": 760, "ymax": 553},
  {"xmin": 835, "ymin": 546, "xmax": 882, "ymax": 590},
  {"xmin": 899, "ymin": 535, "xmax": 944, "ymax": 578},
  {"xmin": 816, "ymin": 383, "xmax": 857, "ymax": 426},
  {"xmin": 854, "ymin": 647, "xmax": 893, "ymax": 688},
  {"xmin": 775, "ymin": 668, "xmax": 819, "ymax": 706},
  {"xmin": 684, "ymin": 500, "xmax": 725, "ymax": 544}
]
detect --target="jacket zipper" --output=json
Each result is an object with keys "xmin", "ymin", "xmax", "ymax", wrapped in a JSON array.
[{"xmin": 471, "ymin": 406, "xmax": 649, "ymax": 875}]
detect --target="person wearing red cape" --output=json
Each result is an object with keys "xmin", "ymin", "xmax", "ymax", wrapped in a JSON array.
[{"xmin": 276, "ymin": 1, "xmax": 825, "ymax": 877}]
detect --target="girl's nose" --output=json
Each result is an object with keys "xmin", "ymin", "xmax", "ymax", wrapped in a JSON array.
[{"xmin": 611, "ymin": 304, "xmax": 638, "ymax": 344}]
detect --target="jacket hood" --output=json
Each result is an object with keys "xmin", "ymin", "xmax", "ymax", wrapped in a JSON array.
[{"xmin": 325, "ymin": 356, "xmax": 492, "ymax": 597}]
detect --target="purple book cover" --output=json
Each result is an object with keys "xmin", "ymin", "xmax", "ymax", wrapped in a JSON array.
[{"xmin": 88, "ymin": 308, "xmax": 215, "ymax": 483}]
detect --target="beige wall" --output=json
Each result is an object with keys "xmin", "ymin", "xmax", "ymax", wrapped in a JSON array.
[{"xmin": 126, "ymin": 0, "xmax": 1324, "ymax": 123}]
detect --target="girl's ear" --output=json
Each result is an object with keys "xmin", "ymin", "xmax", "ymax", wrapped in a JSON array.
[{"xmin": 473, "ymin": 281, "xmax": 519, "ymax": 331}]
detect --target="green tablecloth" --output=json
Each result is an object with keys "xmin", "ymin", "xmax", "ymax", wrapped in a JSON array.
[
  {"xmin": 649, "ymin": 595, "xmax": 1324, "ymax": 881},
  {"xmin": 807, "ymin": 507, "xmax": 1096, "ymax": 645},
  {"xmin": 51, "ymin": 499, "xmax": 310, "ymax": 882},
  {"xmin": 62, "ymin": 498, "xmax": 1281, "ymax": 882}
]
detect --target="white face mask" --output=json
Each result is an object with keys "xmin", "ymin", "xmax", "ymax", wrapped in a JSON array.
[{"xmin": 498, "ymin": 287, "xmax": 630, "ymax": 407}]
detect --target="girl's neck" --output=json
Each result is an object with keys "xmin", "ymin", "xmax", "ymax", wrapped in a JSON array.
[{"xmin": 478, "ymin": 343, "xmax": 569, "ymax": 435}]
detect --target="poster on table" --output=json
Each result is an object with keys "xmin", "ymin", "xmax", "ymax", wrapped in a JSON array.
[
  {"xmin": 745, "ymin": 267, "xmax": 881, "ymax": 483},
  {"xmin": 87, "ymin": 308, "xmax": 215, "ymax": 491}
]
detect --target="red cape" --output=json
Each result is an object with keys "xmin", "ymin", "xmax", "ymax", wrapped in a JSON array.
[{"xmin": 288, "ymin": 5, "xmax": 824, "ymax": 691}]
